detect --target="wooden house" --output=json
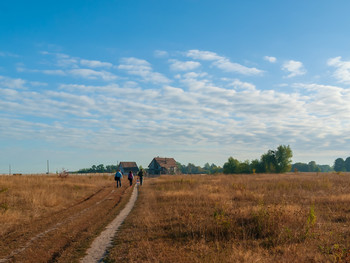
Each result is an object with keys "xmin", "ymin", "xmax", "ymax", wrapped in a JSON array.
[
  {"xmin": 148, "ymin": 157, "xmax": 178, "ymax": 175},
  {"xmin": 118, "ymin": 162, "xmax": 139, "ymax": 174}
]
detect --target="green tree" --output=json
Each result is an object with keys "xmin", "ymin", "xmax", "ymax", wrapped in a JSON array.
[
  {"xmin": 334, "ymin": 158, "xmax": 346, "ymax": 172},
  {"xmin": 345, "ymin": 157, "xmax": 350, "ymax": 172},
  {"xmin": 96, "ymin": 164, "xmax": 105, "ymax": 172},
  {"xmin": 260, "ymin": 145, "xmax": 293, "ymax": 173},
  {"xmin": 261, "ymin": 150, "xmax": 277, "ymax": 173},
  {"xmin": 275, "ymin": 145, "xmax": 293, "ymax": 173},
  {"xmin": 251, "ymin": 159, "xmax": 264, "ymax": 173},
  {"xmin": 318, "ymin": 165, "xmax": 333, "ymax": 172},
  {"xmin": 308, "ymin": 161, "xmax": 320, "ymax": 172},
  {"xmin": 238, "ymin": 160, "xmax": 251, "ymax": 173},
  {"xmin": 210, "ymin": 163, "xmax": 222, "ymax": 174},
  {"xmin": 223, "ymin": 157, "xmax": 240, "ymax": 174},
  {"xmin": 176, "ymin": 162, "xmax": 186, "ymax": 174},
  {"xmin": 291, "ymin": 162, "xmax": 309, "ymax": 172}
]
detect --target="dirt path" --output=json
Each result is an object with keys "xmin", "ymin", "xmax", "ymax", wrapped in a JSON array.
[
  {"xmin": 0, "ymin": 183, "xmax": 134, "ymax": 263},
  {"xmin": 80, "ymin": 184, "xmax": 138, "ymax": 262}
]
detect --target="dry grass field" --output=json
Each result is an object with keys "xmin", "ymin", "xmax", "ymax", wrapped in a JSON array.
[
  {"xmin": 107, "ymin": 173, "xmax": 350, "ymax": 263},
  {"xmin": 0, "ymin": 174, "xmax": 112, "ymax": 235},
  {"xmin": 0, "ymin": 174, "xmax": 134, "ymax": 262}
]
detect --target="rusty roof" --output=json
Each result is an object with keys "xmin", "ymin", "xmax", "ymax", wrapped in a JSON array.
[
  {"xmin": 119, "ymin": 162, "xmax": 138, "ymax": 168},
  {"xmin": 153, "ymin": 157, "xmax": 177, "ymax": 169}
]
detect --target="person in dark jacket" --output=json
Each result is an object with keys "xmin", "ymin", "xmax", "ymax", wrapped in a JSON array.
[
  {"xmin": 128, "ymin": 171, "xmax": 134, "ymax": 186},
  {"xmin": 137, "ymin": 169, "xmax": 144, "ymax": 186}
]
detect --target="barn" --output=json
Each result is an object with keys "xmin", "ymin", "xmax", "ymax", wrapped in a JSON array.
[
  {"xmin": 118, "ymin": 162, "xmax": 139, "ymax": 174},
  {"xmin": 148, "ymin": 157, "xmax": 178, "ymax": 175}
]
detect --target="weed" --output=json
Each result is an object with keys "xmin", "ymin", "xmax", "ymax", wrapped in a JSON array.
[
  {"xmin": 0, "ymin": 187, "xmax": 8, "ymax": 194},
  {"xmin": 0, "ymin": 203, "xmax": 9, "ymax": 213},
  {"xmin": 307, "ymin": 204, "xmax": 317, "ymax": 226}
]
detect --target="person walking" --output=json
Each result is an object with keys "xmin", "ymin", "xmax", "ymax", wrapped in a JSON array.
[
  {"xmin": 115, "ymin": 169, "xmax": 123, "ymax": 188},
  {"xmin": 137, "ymin": 168, "xmax": 144, "ymax": 186},
  {"xmin": 128, "ymin": 170, "xmax": 134, "ymax": 187}
]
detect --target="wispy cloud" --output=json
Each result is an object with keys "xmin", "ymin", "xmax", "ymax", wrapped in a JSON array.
[
  {"xmin": 327, "ymin": 56, "xmax": 350, "ymax": 84},
  {"xmin": 0, "ymin": 75, "xmax": 27, "ymax": 89},
  {"xmin": 186, "ymin": 49, "xmax": 263, "ymax": 75},
  {"xmin": 169, "ymin": 59, "xmax": 201, "ymax": 71},
  {"xmin": 282, "ymin": 60, "xmax": 306, "ymax": 78},
  {"xmin": 2, "ymin": 50, "xmax": 350, "ymax": 172},
  {"xmin": 69, "ymin": 69, "xmax": 117, "ymax": 81},
  {"xmin": 118, "ymin": 57, "xmax": 170, "ymax": 84},
  {"xmin": 80, "ymin": 59, "xmax": 113, "ymax": 68},
  {"xmin": 154, "ymin": 50, "xmax": 168, "ymax": 58},
  {"xmin": 264, "ymin": 56, "xmax": 277, "ymax": 63}
]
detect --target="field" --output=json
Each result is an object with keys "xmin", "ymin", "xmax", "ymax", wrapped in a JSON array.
[
  {"xmin": 107, "ymin": 173, "xmax": 350, "ymax": 262},
  {"xmin": 1, "ymin": 173, "xmax": 350, "ymax": 262},
  {"xmin": 0, "ymin": 174, "xmax": 134, "ymax": 262}
]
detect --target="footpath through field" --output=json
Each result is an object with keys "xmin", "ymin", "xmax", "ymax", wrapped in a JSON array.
[
  {"xmin": 80, "ymin": 184, "xmax": 138, "ymax": 262},
  {"xmin": 0, "ymin": 181, "xmax": 136, "ymax": 263}
]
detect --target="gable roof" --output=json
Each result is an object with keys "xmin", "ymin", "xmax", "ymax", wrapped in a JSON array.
[
  {"xmin": 119, "ymin": 162, "xmax": 138, "ymax": 168},
  {"xmin": 153, "ymin": 157, "xmax": 177, "ymax": 169}
]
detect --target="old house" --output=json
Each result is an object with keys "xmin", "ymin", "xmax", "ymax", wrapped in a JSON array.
[
  {"xmin": 148, "ymin": 157, "xmax": 178, "ymax": 175},
  {"xmin": 118, "ymin": 162, "xmax": 139, "ymax": 174}
]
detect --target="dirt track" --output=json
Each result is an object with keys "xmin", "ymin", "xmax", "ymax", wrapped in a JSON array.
[{"xmin": 0, "ymin": 183, "xmax": 134, "ymax": 263}]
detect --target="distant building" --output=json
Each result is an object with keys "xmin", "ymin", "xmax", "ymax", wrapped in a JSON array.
[
  {"xmin": 148, "ymin": 157, "xmax": 178, "ymax": 175},
  {"xmin": 118, "ymin": 162, "xmax": 139, "ymax": 174}
]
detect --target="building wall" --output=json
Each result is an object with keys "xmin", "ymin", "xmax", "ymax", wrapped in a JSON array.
[{"xmin": 148, "ymin": 159, "xmax": 177, "ymax": 175}]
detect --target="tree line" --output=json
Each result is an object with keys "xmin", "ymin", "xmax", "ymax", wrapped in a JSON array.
[
  {"xmin": 73, "ymin": 148, "xmax": 349, "ymax": 174},
  {"xmin": 75, "ymin": 164, "xmax": 119, "ymax": 173},
  {"xmin": 176, "ymin": 162, "xmax": 223, "ymax": 174},
  {"xmin": 222, "ymin": 145, "xmax": 293, "ymax": 174},
  {"xmin": 291, "ymin": 161, "xmax": 332, "ymax": 173}
]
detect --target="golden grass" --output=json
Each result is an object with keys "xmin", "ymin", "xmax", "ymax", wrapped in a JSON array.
[
  {"xmin": 107, "ymin": 173, "xmax": 350, "ymax": 262},
  {"xmin": 0, "ymin": 174, "xmax": 114, "ymax": 235}
]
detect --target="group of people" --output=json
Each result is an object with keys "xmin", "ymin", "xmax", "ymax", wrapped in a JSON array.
[{"xmin": 114, "ymin": 168, "xmax": 144, "ymax": 188}]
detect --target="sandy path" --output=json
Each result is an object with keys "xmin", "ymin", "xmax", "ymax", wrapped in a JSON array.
[{"xmin": 80, "ymin": 184, "xmax": 138, "ymax": 263}]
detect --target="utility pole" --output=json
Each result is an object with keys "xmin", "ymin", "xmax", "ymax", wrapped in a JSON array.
[
  {"xmin": 9, "ymin": 164, "xmax": 11, "ymax": 175},
  {"xmin": 47, "ymin": 160, "xmax": 50, "ymax": 174}
]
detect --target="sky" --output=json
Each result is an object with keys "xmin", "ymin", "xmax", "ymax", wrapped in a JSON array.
[{"xmin": 1, "ymin": 0, "xmax": 350, "ymax": 173}]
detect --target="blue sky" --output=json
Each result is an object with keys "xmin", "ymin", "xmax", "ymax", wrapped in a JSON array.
[{"xmin": 1, "ymin": 1, "xmax": 350, "ymax": 173}]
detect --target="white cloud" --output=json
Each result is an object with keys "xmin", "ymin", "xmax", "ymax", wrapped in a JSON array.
[
  {"xmin": 213, "ymin": 59, "xmax": 263, "ymax": 75},
  {"xmin": 186, "ymin": 50, "xmax": 222, "ymax": 61},
  {"xmin": 154, "ymin": 50, "xmax": 168, "ymax": 58},
  {"xmin": 80, "ymin": 59, "xmax": 113, "ymax": 68},
  {"xmin": 327, "ymin": 56, "xmax": 350, "ymax": 84},
  {"xmin": 118, "ymin": 57, "xmax": 170, "ymax": 84},
  {"xmin": 264, "ymin": 56, "xmax": 277, "ymax": 63},
  {"xmin": 0, "ymin": 76, "xmax": 27, "ymax": 89},
  {"xmin": 42, "ymin": 69, "xmax": 66, "ymax": 76},
  {"xmin": 4, "ymin": 49, "xmax": 350, "ymax": 172},
  {"xmin": 69, "ymin": 69, "xmax": 117, "ymax": 81},
  {"xmin": 282, "ymin": 60, "xmax": 306, "ymax": 78},
  {"xmin": 54, "ymin": 53, "xmax": 79, "ymax": 68},
  {"xmin": 228, "ymin": 79, "xmax": 256, "ymax": 91},
  {"xmin": 169, "ymin": 59, "xmax": 201, "ymax": 71},
  {"xmin": 186, "ymin": 49, "xmax": 263, "ymax": 75}
]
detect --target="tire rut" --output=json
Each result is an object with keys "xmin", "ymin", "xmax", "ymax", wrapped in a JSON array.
[{"xmin": 0, "ymin": 184, "xmax": 130, "ymax": 263}]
